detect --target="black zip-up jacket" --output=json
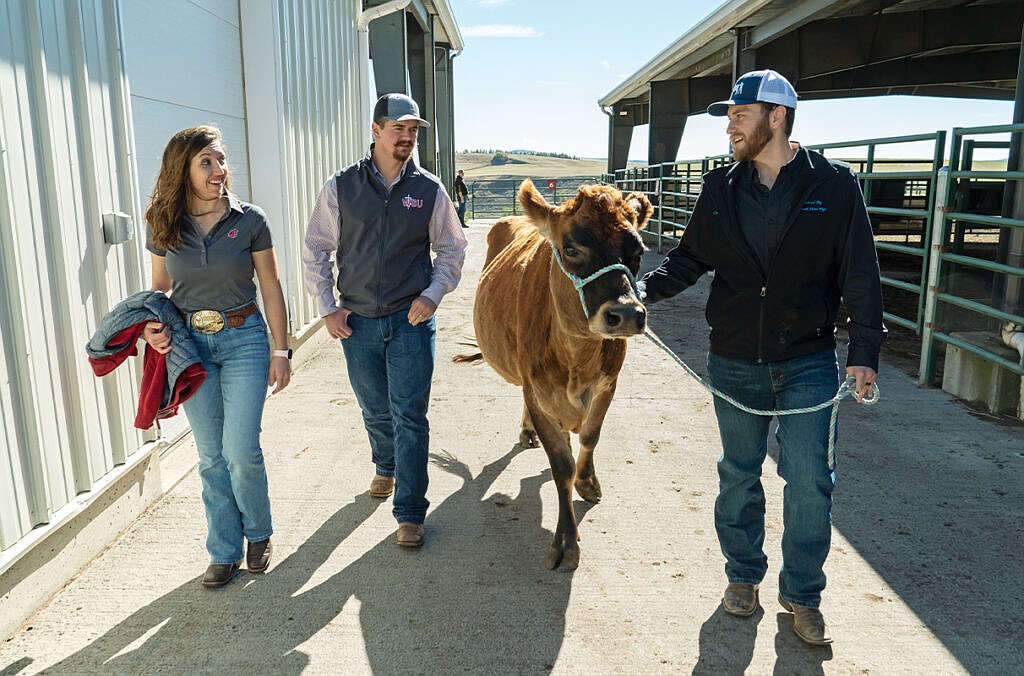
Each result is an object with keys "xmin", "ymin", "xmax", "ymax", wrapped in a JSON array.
[{"xmin": 641, "ymin": 146, "xmax": 886, "ymax": 370}]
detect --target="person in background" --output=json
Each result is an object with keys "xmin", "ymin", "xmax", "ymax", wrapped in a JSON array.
[
  {"xmin": 143, "ymin": 125, "xmax": 291, "ymax": 588},
  {"xmin": 639, "ymin": 69, "xmax": 886, "ymax": 645},
  {"xmin": 454, "ymin": 169, "xmax": 469, "ymax": 227},
  {"xmin": 302, "ymin": 93, "xmax": 468, "ymax": 548}
]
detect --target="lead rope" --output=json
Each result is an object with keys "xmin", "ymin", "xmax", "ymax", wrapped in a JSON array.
[
  {"xmin": 643, "ymin": 329, "xmax": 878, "ymax": 470},
  {"xmin": 547, "ymin": 241, "xmax": 878, "ymax": 470}
]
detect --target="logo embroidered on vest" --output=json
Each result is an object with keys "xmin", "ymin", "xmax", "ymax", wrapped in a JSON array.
[
  {"xmin": 402, "ymin": 194, "xmax": 424, "ymax": 209},
  {"xmin": 227, "ymin": 228, "xmax": 239, "ymax": 238}
]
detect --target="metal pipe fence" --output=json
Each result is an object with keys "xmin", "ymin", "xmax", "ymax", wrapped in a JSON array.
[
  {"xmin": 610, "ymin": 128, "xmax": 1023, "ymax": 393},
  {"xmin": 919, "ymin": 123, "xmax": 1024, "ymax": 386},
  {"xmin": 465, "ymin": 176, "xmax": 601, "ymax": 218},
  {"xmin": 611, "ymin": 134, "xmax": 947, "ymax": 338}
]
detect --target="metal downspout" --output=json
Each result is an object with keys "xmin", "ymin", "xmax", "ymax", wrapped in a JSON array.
[{"xmin": 357, "ymin": 0, "xmax": 412, "ymax": 129}]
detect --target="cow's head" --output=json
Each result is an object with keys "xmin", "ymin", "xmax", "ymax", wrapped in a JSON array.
[{"xmin": 519, "ymin": 178, "xmax": 652, "ymax": 338}]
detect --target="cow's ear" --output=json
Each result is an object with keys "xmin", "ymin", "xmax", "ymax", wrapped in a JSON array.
[
  {"xmin": 625, "ymin": 192, "xmax": 654, "ymax": 230},
  {"xmin": 519, "ymin": 178, "xmax": 555, "ymax": 235}
]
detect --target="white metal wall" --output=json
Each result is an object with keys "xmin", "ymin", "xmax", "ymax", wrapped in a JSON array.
[
  {"xmin": 120, "ymin": 0, "xmax": 250, "ymax": 212},
  {"xmin": 0, "ymin": 0, "xmax": 144, "ymax": 550},
  {"xmin": 0, "ymin": 0, "xmax": 373, "ymax": 555},
  {"xmin": 241, "ymin": 0, "xmax": 369, "ymax": 335}
]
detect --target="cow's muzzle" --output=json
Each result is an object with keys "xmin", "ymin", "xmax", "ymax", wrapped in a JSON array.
[
  {"xmin": 550, "ymin": 243, "xmax": 641, "ymax": 323},
  {"xmin": 597, "ymin": 301, "xmax": 647, "ymax": 336}
]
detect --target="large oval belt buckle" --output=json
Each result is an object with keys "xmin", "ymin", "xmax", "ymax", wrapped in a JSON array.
[{"xmin": 191, "ymin": 310, "xmax": 225, "ymax": 334}]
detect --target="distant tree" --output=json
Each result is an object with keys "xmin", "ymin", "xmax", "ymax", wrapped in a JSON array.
[{"xmin": 461, "ymin": 148, "xmax": 582, "ymax": 162}]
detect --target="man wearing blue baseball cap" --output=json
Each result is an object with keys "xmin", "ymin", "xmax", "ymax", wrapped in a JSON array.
[{"xmin": 639, "ymin": 69, "xmax": 886, "ymax": 645}]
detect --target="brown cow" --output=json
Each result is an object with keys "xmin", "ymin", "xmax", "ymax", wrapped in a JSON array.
[{"xmin": 466, "ymin": 178, "xmax": 652, "ymax": 570}]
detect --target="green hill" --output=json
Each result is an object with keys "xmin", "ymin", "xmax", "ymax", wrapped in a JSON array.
[{"xmin": 456, "ymin": 152, "xmax": 608, "ymax": 179}]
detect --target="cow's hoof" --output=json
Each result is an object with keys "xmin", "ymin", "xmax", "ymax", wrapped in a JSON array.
[
  {"xmin": 574, "ymin": 475, "xmax": 602, "ymax": 503},
  {"xmin": 519, "ymin": 429, "xmax": 540, "ymax": 448},
  {"xmin": 545, "ymin": 537, "xmax": 580, "ymax": 571},
  {"xmin": 560, "ymin": 546, "xmax": 580, "ymax": 571},
  {"xmin": 544, "ymin": 546, "xmax": 561, "ymax": 570}
]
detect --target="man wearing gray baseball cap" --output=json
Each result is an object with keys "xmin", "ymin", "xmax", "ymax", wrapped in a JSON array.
[
  {"xmin": 373, "ymin": 92, "xmax": 431, "ymax": 127},
  {"xmin": 639, "ymin": 69, "xmax": 886, "ymax": 645},
  {"xmin": 302, "ymin": 93, "xmax": 467, "ymax": 549}
]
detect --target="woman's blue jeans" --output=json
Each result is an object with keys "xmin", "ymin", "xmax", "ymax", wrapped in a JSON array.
[
  {"xmin": 182, "ymin": 309, "xmax": 272, "ymax": 565},
  {"xmin": 341, "ymin": 307, "xmax": 435, "ymax": 524},
  {"xmin": 707, "ymin": 349, "xmax": 839, "ymax": 608}
]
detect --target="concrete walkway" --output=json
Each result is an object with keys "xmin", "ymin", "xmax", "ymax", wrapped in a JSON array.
[{"xmin": 1, "ymin": 222, "xmax": 1021, "ymax": 675}]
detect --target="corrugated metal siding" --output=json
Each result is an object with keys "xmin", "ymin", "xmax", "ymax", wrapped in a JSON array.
[
  {"xmin": 242, "ymin": 0, "xmax": 368, "ymax": 334},
  {"xmin": 0, "ymin": 0, "xmax": 144, "ymax": 550},
  {"xmin": 121, "ymin": 0, "xmax": 250, "ymax": 209},
  {"xmin": 0, "ymin": 0, "xmax": 374, "ymax": 555}
]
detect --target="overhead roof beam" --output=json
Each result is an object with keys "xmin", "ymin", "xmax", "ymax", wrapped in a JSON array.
[
  {"xmin": 799, "ymin": 85, "xmax": 1015, "ymax": 102},
  {"xmin": 797, "ymin": 50, "xmax": 1021, "ymax": 97},
  {"xmin": 745, "ymin": 0, "xmax": 890, "ymax": 50},
  {"xmin": 756, "ymin": 5, "xmax": 1024, "ymax": 81}
]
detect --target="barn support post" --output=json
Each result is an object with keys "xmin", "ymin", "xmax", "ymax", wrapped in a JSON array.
[
  {"xmin": 995, "ymin": 23, "xmax": 1024, "ymax": 317},
  {"xmin": 408, "ymin": 17, "xmax": 435, "ymax": 174},
  {"xmin": 606, "ymin": 104, "xmax": 634, "ymax": 175},
  {"xmin": 367, "ymin": 5, "xmax": 409, "ymax": 96},
  {"xmin": 648, "ymin": 79, "xmax": 689, "ymax": 167},
  {"xmin": 434, "ymin": 46, "xmax": 455, "ymax": 193}
]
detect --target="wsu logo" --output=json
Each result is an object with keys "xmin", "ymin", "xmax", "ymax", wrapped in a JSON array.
[{"xmin": 401, "ymin": 194, "xmax": 424, "ymax": 210}]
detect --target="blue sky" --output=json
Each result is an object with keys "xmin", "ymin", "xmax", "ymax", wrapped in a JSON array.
[{"xmin": 449, "ymin": 0, "xmax": 1015, "ymax": 161}]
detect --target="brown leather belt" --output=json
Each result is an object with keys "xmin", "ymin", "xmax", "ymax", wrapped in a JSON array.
[{"xmin": 184, "ymin": 302, "xmax": 258, "ymax": 334}]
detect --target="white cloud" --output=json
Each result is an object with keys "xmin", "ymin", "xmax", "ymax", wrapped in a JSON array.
[
  {"xmin": 462, "ymin": 24, "xmax": 542, "ymax": 38},
  {"xmin": 474, "ymin": 0, "xmax": 511, "ymax": 6},
  {"xmin": 601, "ymin": 58, "xmax": 610, "ymax": 70}
]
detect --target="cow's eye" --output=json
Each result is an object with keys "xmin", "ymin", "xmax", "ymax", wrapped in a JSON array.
[{"xmin": 563, "ymin": 245, "xmax": 580, "ymax": 258}]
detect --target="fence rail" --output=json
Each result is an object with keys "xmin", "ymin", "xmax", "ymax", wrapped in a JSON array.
[
  {"xmin": 466, "ymin": 176, "xmax": 601, "ymax": 218},
  {"xmin": 609, "ymin": 127, "xmax": 1024, "ymax": 393},
  {"xmin": 918, "ymin": 122, "xmax": 1024, "ymax": 385}
]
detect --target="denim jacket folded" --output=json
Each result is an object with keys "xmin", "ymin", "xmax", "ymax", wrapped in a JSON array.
[{"xmin": 86, "ymin": 290, "xmax": 206, "ymax": 429}]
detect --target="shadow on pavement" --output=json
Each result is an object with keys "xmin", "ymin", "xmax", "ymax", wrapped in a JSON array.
[
  {"xmin": 37, "ymin": 446, "xmax": 577, "ymax": 675},
  {"xmin": 692, "ymin": 606, "xmax": 762, "ymax": 675},
  {"xmin": 691, "ymin": 605, "xmax": 834, "ymax": 675},
  {"xmin": 771, "ymin": 612, "xmax": 833, "ymax": 675}
]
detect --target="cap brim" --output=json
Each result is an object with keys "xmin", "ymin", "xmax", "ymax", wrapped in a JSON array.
[
  {"xmin": 707, "ymin": 98, "xmax": 758, "ymax": 116},
  {"xmin": 387, "ymin": 114, "xmax": 431, "ymax": 127}
]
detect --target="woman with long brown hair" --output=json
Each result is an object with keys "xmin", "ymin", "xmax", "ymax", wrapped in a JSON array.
[{"xmin": 143, "ymin": 125, "xmax": 290, "ymax": 588}]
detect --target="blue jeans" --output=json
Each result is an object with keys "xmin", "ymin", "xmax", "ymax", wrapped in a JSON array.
[
  {"xmin": 341, "ymin": 307, "xmax": 435, "ymax": 524},
  {"xmin": 182, "ymin": 308, "xmax": 272, "ymax": 564},
  {"xmin": 456, "ymin": 200, "xmax": 467, "ymax": 226},
  {"xmin": 707, "ymin": 349, "xmax": 839, "ymax": 608}
]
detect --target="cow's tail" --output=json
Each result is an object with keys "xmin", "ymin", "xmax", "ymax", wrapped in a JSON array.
[{"xmin": 452, "ymin": 338, "xmax": 484, "ymax": 365}]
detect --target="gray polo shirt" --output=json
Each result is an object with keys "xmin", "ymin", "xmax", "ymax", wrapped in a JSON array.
[{"xmin": 146, "ymin": 193, "xmax": 273, "ymax": 312}]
